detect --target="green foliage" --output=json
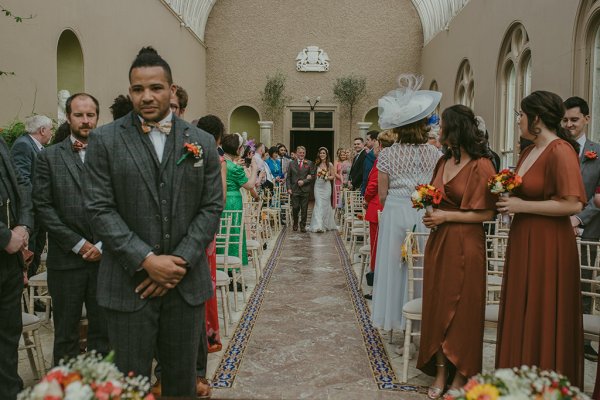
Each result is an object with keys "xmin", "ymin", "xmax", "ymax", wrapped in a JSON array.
[
  {"xmin": 260, "ymin": 71, "xmax": 291, "ymax": 121},
  {"xmin": 333, "ymin": 75, "xmax": 367, "ymax": 130},
  {"xmin": 0, "ymin": 4, "xmax": 33, "ymax": 76},
  {"xmin": 0, "ymin": 120, "xmax": 26, "ymax": 147}
]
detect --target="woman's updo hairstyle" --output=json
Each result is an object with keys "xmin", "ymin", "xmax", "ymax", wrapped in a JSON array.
[
  {"xmin": 221, "ymin": 133, "xmax": 244, "ymax": 156},
  {"xmin": 520, "ymin": 91, "xmax": 579, "ymax": 153}
]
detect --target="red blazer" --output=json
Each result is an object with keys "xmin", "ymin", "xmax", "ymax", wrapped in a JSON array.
[{"xmin": 364, "ymin": 160, "xmax": 383, "ymax": 223}]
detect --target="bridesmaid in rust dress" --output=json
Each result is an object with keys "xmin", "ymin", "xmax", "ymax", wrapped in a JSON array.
[
  {"xmin": 417, "ymin": 105, "xmax": 497, "ymax": 398},
  {"xmin": 496, "ymin": 91, "xmax": 586, "ymax": 388}
]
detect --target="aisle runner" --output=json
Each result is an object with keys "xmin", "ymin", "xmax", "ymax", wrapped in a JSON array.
[{"xmin": 211, "ymin": 230, "xmax": 426, "ymax": 398}]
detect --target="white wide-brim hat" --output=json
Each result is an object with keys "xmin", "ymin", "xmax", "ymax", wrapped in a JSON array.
[{"xmin": 378, "ymin": 74, "xmax": 442, "ymax": 129}]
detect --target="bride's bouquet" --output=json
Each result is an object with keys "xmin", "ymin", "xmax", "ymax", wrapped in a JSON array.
[
  {"xmin": 411, "ymin": 184, "xmax": 442, "ymax": 214},
  {"xmin": 18, "ymin": 351, "xmax": 154, "ymax": 400},
  {"xmin": 488, "ymin": 168, "xmax": 522, "ymax": 225},
  {"xmin": 317, "ymin": 168, "xmax": 329, "ymax": 180}
]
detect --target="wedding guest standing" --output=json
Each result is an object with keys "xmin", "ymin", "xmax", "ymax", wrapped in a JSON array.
[
  {"xmin": 371, "ymin": 75, "xmax": 441, "ymax": 339},
  {"xmin": 0, "ymin": 137, "xmax": 32, "ymax": 400},
  {"xmin": 33, "ymin": 93, "xmax": 109, "ymax": 366},
  {"xmin": 265, "ymin": 146, "xmax": 285, "ymax": 183},
  {"xmin": 83, "ymin": 47, "xmax": 223, "ymax": 397},
  {"xmin": 417, "ymin": 105, "xmax": 496, "ymax": 398},
  {"xmin": 362, "ymin": 129, "xmax": 395, "ymax": 299},
  {"xmin": 220, "ymin": 133, "xmax": 258, "ymax": 266},
  {"xmin": 334, "ymin": 148, "xmax": 351, "ymax": 208},
  {"xmin": 495, "ymin": 91, "xmax": 585, "ymax": 388},
  {"xmin": 349, "ymin": 137, "xmax": 366, "ymax": 190},
  {"xmin": 592, "ymin": 189, "xmax": 600, "ymax": 400}
]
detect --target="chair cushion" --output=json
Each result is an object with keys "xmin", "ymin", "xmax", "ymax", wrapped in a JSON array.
[
  {"xmin": 402, "ymin": 298, "xmax": 422, "ymax": 314},
  {"xmin": 583, "ymin": 313, "xmax": 600, "ymax": 336},
  {"xmin": 246, "ymin": 239, "xmax": 260, "ymax": 249},
  {"xmin": 29, "ymin": 271, "xmax": 47, "ymax": 283},
  {"xmin": 216, "ymin": 270, "xmax": 231, "ymax": 286},
  {"xmin": 359, "ymin": 245, "xmax": 370, "ymax": 255},
  {"xmin": 216, "ymin": 255, "xmax": 242, "ymax": 265},
  {"xmin": 485, "ymin": 304, "xmax": 499, "ymax": 322},
  {"xmin": 22, "ymin": 312, "xmax": 41, "ymax": 326},
  {"xmin": 487, "ymin": 275, "xmax": 502, "ymax": 287}
]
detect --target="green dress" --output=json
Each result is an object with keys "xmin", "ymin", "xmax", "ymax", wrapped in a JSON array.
[{"xmin": 218, "ymin": 160, "xmax": 249, "ymax": 265}]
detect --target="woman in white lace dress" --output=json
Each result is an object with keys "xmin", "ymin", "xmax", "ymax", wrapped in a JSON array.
[
  {"xmin": 308, "ymin": 147, "xmax": 338, "ymax": 232},
  {"xmin": 371, "ymin": 74, "xmax": 442, "ymax": 335}
]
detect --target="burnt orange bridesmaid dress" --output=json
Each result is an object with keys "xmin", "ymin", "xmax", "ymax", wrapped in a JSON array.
[
  {"xmin": 417, "ymin": 157, "xmax": 497, "ymax": 378},
  {"xmin": 496, "ymin": 139, "xmax": 586, "ymax": 388}
]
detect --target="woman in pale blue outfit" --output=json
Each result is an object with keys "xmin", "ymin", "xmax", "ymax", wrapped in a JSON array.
[{"xmin": 371, "ymin": 75, "xmax": 441, "ymax": 336}]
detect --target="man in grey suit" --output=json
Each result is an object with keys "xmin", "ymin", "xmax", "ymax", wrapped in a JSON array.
[
  {"xmin": 286, "ymin": 146, "xmax": 314, "ymax": 232},
  {"xmin": 11, "ymin": 115, "xmax": 53, "ymax": 276},
  {"xmin": 0, "ymin": 136, "xmax": 33, "ymax": 399},
  {"xmin": 33, "ymin": 93, "xmax": 109, "ymax": 366},
  {"xmin": 564, "ymin": 96, "xmax": 599, "ymax": 361},
  {"xmin": 83, "ymin": 47, "xmax": 222, "ymax": 397}
]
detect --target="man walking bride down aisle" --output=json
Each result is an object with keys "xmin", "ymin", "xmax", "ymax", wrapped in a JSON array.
[{"xmin": 286, "ymin": 146, "xmax": 337, "ymax": 233}]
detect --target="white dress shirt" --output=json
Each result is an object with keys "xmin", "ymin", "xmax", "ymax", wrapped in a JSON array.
[
  {"xmin": 70, "ymin": 135, "xmax": 86, "ymax": 163},
  {"xmin": 30, "ymin": 135, "xmax": 44, "ymax": 151},
  {"xmin": 139, "ymin": 112, "xmax": 173, "ymax": 163},
  {"xmin": 577, "ymin": 135, "xmax": 587, "ymax": 159}
]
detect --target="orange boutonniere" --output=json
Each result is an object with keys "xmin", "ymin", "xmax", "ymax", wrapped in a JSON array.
[
  {"xmin": 177, "ymin": 142, "xmax": 203, "ymax": 165},
  {"xmin": 585, "ymin": 150, "xmax": 598, "ymax": 161}
]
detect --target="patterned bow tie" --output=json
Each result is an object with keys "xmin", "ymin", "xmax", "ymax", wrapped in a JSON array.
[
  {"xmin": 72, "ymin": 140, "xmax": 87, "ymax": 153},
  {"xmin": 141, "ymin": 120, "xmax": 172, "ymax": 135}
]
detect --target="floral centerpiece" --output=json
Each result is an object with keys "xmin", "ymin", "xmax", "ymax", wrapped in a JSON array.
[
  {"xmin": 444, "ymin": 366, "xmax": 590, "ymax": 400},
  {"xmin": 488, "ymin": 168, "xmax": 522, "ymax": 226},
  {"xmin": 18, "ymin": 351, "xmax": 154, "ymax": 400},
  {"xmin": 411, "ymin": 184, "xmax": 442, "ymax": 214}
]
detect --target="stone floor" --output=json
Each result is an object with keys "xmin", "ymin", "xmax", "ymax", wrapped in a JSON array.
[{"xmin": 19, "ymin": 224, "xmax": 598, "ymax": 399}]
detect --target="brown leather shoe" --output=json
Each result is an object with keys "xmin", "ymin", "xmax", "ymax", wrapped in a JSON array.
[
  {"xmin": 196, "ymin": 377, "xmax": 212, "ymax": 398},
  {"xmin": 300, "ymin": 227, "xmax": 307, "ymax": 233},
  {"xmin": 150, "ymin": 379, "xmax": 162, "ymax": 397}
]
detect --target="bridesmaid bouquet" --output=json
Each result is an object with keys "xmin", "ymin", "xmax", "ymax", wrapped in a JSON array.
[
  {"xmin": 444, "ymin": 366, "xmax": 590, "ymax": 400},
  {"xmin": 488, "ymin": 168, "xmax": 522, "ymax": 225},
  {"xmin": 411, "ymin": 184, "xmax": 443, "ymax": 215},
  {"xmin": 18, "ymin": 351, "xmax": 155, "ymax": 400}
]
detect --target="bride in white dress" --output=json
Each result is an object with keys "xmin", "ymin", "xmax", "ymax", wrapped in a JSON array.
[{"xmin": 308, "ymin": 147, "xmax": 338, "ymax": 232}]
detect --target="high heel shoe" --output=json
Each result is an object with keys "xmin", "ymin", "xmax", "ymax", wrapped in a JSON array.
[{"xmin": 427, "ymin": 363, "xmax": 446, "ymax": 399}]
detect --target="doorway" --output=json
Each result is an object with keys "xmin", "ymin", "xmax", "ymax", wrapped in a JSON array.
[{"xmin": 290, "ymin": 130, "xmax": 334, "ymax": 161}]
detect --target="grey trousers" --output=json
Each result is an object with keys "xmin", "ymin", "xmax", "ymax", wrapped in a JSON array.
[{"xmin": 103, "ymin": 290, "xmax": 204, "ymax": 397}]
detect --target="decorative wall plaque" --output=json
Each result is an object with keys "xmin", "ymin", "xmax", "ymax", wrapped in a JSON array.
[{"xmin": 296, "ymin": 46, "xmax": 330, "ymax": 72}]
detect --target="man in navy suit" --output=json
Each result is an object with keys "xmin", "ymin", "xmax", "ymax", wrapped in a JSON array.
[{"xmin": 11, "ymin": 115, "xmax": 53, "ymax": 276}]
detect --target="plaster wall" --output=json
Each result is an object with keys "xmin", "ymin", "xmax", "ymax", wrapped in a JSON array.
[
  {"xmin": 204, "ymin": 0, "xmax": 423, "ymax": 148},
  {"xmin": 0, "ymin": 0, "xmax": 207, "ymax": 125}
]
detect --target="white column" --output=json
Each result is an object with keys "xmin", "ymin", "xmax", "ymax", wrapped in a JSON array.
[
  {"xmin": 258, "ymin": 121, "xmax": 273, "ymax": 147},
  {"xmin": 357, "ymin": 122, "xmax": 372, "ymax": 139}
]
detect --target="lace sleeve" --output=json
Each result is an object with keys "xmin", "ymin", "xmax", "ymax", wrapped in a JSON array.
[{"xmin": 377, "ymin": 147, "xmax": 391, "ymax": 174}]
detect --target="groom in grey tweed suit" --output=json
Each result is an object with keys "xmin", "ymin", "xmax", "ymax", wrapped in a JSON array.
[{"xmin": 83, "ymin": 47, "xmax": 223, "ymax": 397}]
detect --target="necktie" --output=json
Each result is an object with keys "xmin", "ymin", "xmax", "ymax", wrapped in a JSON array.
[
  {"xmin": 72, "ymin": 140, "xmax": 87, "ymax": 153},
  {"xmin": 300, "ymin": 160, "xmax": 303, "ymax": 169},
  {"xmin": 141, "ymin": 120, "xmax": 172, "ymax": 135}
]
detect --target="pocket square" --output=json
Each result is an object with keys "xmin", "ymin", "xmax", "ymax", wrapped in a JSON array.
[{"xmin": 193, "ymin": 160, "xmax": 204, "ymax": 167}]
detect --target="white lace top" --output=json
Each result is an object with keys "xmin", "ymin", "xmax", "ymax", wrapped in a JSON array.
[{"xmin": 377, "ymin": 143, "xmax": 441, "ymax": 197}]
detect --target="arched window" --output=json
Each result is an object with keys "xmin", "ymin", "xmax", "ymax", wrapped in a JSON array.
[
  {"xmin": 496, "ymin": 23, "xmax": 531, "ymax": 168},
  {"xmin": 230, "ymin": 105, "xmax": 261, "ymax": 142},
  {"xmin": 57, "ymin": 30, "xmax": 84, "ymax": 95},
  {"xmin": 455, "ymin": 60, "xmax": 474, "ymax": 109},
  {"xmin": 573, "ymin": 0, "xmax": 600, "ymax": 140},
  {"xmin": 363, "ymin": 107, "xmax": 380, "ymax": 131}
]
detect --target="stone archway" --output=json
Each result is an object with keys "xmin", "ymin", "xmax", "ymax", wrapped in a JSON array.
[
  {"xmin": 363, "ymin": 107, "xmax": 381, "ymax": 131},
  {"xmin": 229, "ymin": 105, "xmax": 261, "ymax": 142}
]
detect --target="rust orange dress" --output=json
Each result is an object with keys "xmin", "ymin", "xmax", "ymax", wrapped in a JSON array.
[
  {"xmin": 496, "ymin": 139, "xmax": 585, "ymax": 387},
  {"xmin": 417, "ymin": 157, "xmax": 497, "ymax": 378}
]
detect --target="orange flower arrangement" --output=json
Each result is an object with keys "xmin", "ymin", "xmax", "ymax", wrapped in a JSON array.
[
  {"xmin": 411, "ymin": 184, "xmax": 443, "ymax": 213},
  {"xmin": 177, "ymin": 142, "xmax": 203, "ymax": 165},
  {"xmin": 488, "ymin": 168, "xmax": 522, "ymax": 194}
]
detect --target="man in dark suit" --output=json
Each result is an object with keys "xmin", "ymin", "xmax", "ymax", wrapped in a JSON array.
[
  {"xmin": 286, "ymin": 145, "xmax": 314, "ymax": 232},
  {"xmin": 33, "ymin": 93, "xmax": 109, "ymax": 366},
  {"xmin": 11, "ymin": 115, "xmax": 53, "ymax": 276},
  {"xmin": 564, "ymin": 96, "xmax": 599, "ymax": 361},
  {"xmin": 361, "ymin": 130, "xmax": 379, "ymax": 195},
  {"xmin": 83, "ymin": 47, "xmax": 222, "ymax": 398},
  {"xmin": 0, "ymin": 136, "xmax": 33, "ymax": 399},
  {"xmin": 349, "ymin": 137, "xmax": 366, "ymax": 190}
]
